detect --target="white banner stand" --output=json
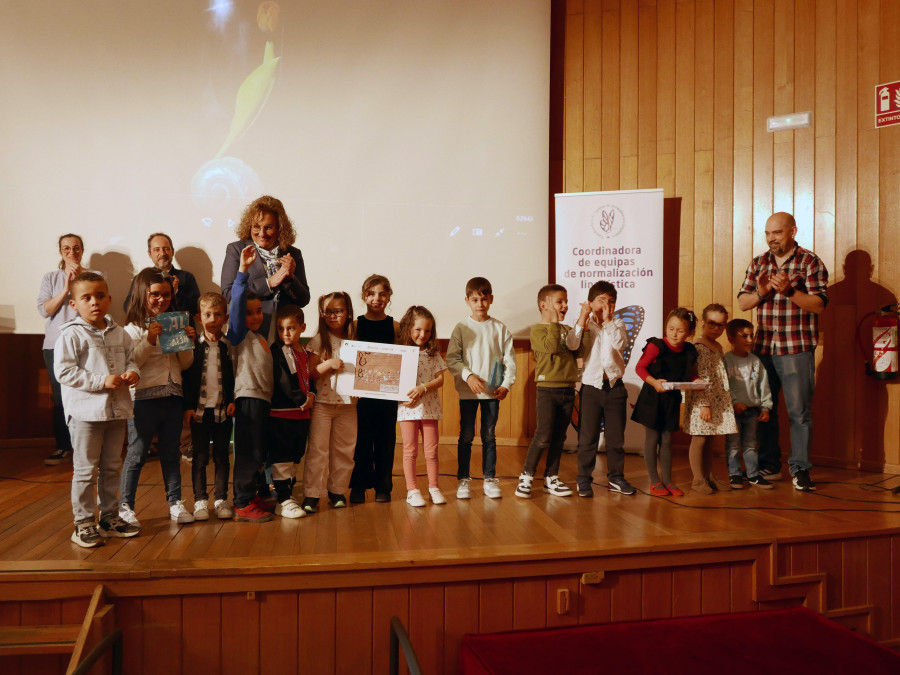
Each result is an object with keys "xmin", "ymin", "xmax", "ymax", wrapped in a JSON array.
[{"xmin": 554, "ymin": 189, "xmax": 664, "ymax": 452}]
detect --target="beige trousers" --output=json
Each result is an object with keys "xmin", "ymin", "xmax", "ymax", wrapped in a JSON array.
[{"xmin": 304, "ymin": 401, "xmax": 358, "ymax": 498}]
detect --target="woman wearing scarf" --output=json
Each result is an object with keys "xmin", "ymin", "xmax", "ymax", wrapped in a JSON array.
[{"xmin": 221, "ymin": 196, "xmax": 311, "ymax": 340}]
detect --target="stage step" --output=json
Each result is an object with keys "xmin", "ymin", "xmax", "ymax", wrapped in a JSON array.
[{"xmin": 0, "ymin": 624, "xmax": 81, "ymax": 655}]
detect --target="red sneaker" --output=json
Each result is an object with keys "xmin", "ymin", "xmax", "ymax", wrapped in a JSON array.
[
  {"xmin": 233, "ymin": 503, "xmax": 274, "ymax": 522},
  {"xmin": 665, "ymin": 483, "xmax": 685, "ymax": 497},
  {"xmin": 650, "ymin": 483, "xmax": 669, "ymax": 496},
  {"xmin": 250, "ymin": 495, "xmax": 276, "ymax": 513}
]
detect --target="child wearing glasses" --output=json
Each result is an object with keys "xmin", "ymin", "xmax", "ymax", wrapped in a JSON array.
[
  {"xmin": 303, "ymin": 292, "xmax": 357, "ymax": 512},
  {"xmin": 682, "ymin": 304, "xmax": 738, "ymax": 495}
]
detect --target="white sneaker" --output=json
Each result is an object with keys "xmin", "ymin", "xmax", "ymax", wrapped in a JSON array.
[
  {"xmin": 169, "ymin": 500, "xmax": 195, "ymax": 523},
  {"xmin": 406, "ymin": 489, "xmax": 426, "ymax": 507},
  {"xmin": 515, "ymin": 473, "xmax": 533, "ymax": 498},
  {"xmin": 483, "ymin": 477, "xmax": 502, "ymax": 499},
  {"xmin": 456, "ymin": 478, "xmax": 471, "ymax": 499},
  {"xmin": 543, "ymin": 475, "xmax": 573, "ymax": 497},
  {"xmin": 429, "ymin": 487, "xmax": 446, "ymax": 505},
  {"xmin": 193, "ymin": 499, "xmax": 209, "ymax": 521},
  {"xmin": 214, "ymin": 500, "xmax": 233, "ymax": 519},
  {"xmin": 118, "ymin": 503, "xmax": 141, "ymax": 528},
  {"xmin": 275, "ymin": 498, "xmax": 306, "ymax": 519}
]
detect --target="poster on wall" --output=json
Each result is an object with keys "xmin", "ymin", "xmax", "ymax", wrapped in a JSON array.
[{"xmin": 555, "ymin": 189, "xmax": 664, "ymax": 452}]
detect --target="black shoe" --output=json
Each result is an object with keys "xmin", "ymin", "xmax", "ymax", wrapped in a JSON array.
[
  {"xmin": 759, "ymin": 467, "xmax": 784, "ymax": 481},
  {"xmin": 349, "ymin": 488, "xmax": 366, "ymax": 503},
  {"xmin": 99, "ymin": 515, "xmax": 140, "ymax": 538},
  {"xmin": 748, "ymin": 474, "xmax": 774, "ymax": 489},
  {"xmin": 729, "ymin": 474, "xmax": 744, "ymax": 489},
  {"xmin": 301, "ymin": 497, "xmax": 319, "ymax": 514},
  {"xmin": 45, "ymin": 448, "xmax": 72, "ymax": 466},
  {"xmin": 792, "ymin": 469, "xmax": 816, "ymax": 491},
  {"xmin": 607, "ymin": 478, "xmax": 636, "ymax": 495},
  {"xmin": 577, "ymin": 482, "xmax": 594, "ymax": 498},
  {"xmin": 328, "ymin": 492, "xmax": 347, "ymax": 509},
  {"xmin": 374, "ymin": 491, "xmax": 391, "ymax": 503}
]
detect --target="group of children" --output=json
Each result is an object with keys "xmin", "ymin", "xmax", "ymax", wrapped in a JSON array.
[{"xmin": 56, "ymin": 257, "xmax": 770, "ymax": 549}]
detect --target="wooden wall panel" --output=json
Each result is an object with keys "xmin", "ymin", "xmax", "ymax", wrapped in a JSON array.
[{"xmin": 559, "ymin": 0, "xmax": 900, "ymax": 470}]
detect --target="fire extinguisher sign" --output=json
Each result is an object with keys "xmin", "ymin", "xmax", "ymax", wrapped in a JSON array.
[
  {"xmin": 873, "ymin": 323, "xmax": 899, "ymax": 374},
  {"xmin": 876, "ymin": 81, "xmax": 900, "ymax": 128}
]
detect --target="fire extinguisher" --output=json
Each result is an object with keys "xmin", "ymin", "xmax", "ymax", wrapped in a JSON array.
[{"xmin": 858, "ymin": 304, "xmax": 900, "ymax": 380}]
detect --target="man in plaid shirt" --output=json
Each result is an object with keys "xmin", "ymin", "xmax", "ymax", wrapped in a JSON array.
[{"xmin": 737, "ymin": 212, "xmax": 828, "ymax": 492}]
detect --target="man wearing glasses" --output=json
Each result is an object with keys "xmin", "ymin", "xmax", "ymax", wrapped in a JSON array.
[{"xmin": 737, "ymin": 212, "xmax": 829, "ymax": 492}]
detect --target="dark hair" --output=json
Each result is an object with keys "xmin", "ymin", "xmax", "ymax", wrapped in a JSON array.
[
  {"xmin": 702, "ymin": 303, "xmax": 729, "ymax": 321},
  {"xmin": 246, "ymin": 291, "xmax": 261, "ymax": 303},
  {"xmin": 465, "ymin": 277, "xmax": 493, "ymax": 297},
  {"xmin": 315, "ymin": 291, "xmax": 356, "ymax": 361},
  {"xmin": 726, "ymin": 318, "xmax": 754, "ymax": 339},
  {"xmin": 276, "ymin": 304, "xmax": 305, "ymax": 325},
  {"xmin": 58, "ymin": 234, "xmax": 84, "ymax": 270},
  {"xmin": 125, "ymin": 268, "xmax": 174, "ymax": 326},
  {"xmin": 398, "ymin": 305, "xmax": 438, "ymax": 355},
  {"xmin": 537, "ymin": 284, "xmax": 567, "ymax": 308},
  {"xmin": 587, "ymin": 280, "xmax": 617, "ymax": 302},
  {"xmin": 147, "ymin": 232, "xmax": 173, "ymax": 250},
  {"xmin": 69, "ymin": 271, "xmax": 106, "ymax": 296},
  {"xmin": 235, "ymin": 195, "xmax": 297, "ymax": 249},
  {"xmin": 197, "ymin": 292, "xmax": 227, "ymax": 312},
  {"xmin": 665, "ymin": 307, "xmax": 697, "ymax": 332}
]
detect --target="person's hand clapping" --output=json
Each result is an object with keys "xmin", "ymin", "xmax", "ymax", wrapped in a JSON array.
[{"xmin": 757, "ymin": 271, "xmax": 773, "ymax": 296}]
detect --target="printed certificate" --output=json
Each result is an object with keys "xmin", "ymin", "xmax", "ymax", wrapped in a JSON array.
[
  {"xmin": 154, "ymin": 312, "xmax": 193, "ymax": 354},
  {"xmin": 335, "ymin": 340, "xmax": 419, "ymax": 401}
]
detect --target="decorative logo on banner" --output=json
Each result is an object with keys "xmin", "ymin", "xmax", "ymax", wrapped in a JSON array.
[
  {"xmin": 591, "ymin": 205, "xmax": 625, "ymax": 238},
  {"xmin": 876, "ymin": 80, "xmax": 900, "ymax": 128}
]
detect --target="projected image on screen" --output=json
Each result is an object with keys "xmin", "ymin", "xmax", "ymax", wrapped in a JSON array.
[{"xmin": 1, "ymin": 0, "xmax": 550, "ymax": 337}]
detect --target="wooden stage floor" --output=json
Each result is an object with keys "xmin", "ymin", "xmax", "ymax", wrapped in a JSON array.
[{"xmin": 2, "ymin": 443, "xmax": 899, "ymax": 574}]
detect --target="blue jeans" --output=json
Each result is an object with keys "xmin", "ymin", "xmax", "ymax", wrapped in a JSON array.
[
  {"xmin": 757, "ymin": 351, "xmax": 815, "ymax": 475},
  {"xmin": 121, "ymin": 396, "xmax": 185, "ymax": 507},
  {"xmin": 726, "ymin": 407, "xmax": 760, "ymax": 477},
  {"xmin": 457, "ymin": 399, "xmax": 500, "ymax": 479}
]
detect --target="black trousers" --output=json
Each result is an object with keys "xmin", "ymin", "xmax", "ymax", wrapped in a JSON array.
[
  {"xmin": 190, "ymin": 408, "xmax": 233, "ymax": 502},
  {"xmin": 232, "ymin": 397, "xmax": 269, "ymax": 508},
  {"xmin": 522, "ymin": 387, "xmax": 575, "ymax": 477},
  {"xmin": 350, "ymin": 398, "xmax": 398, "ymax": 493},
  {"xmin": 576, "ymin": 381, "xmax": 628, "ymax": 485}
]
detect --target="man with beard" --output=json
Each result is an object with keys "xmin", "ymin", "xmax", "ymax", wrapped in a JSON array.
[
  {"xmin": 124, "ymin": 233, "xmax": 201, "ymax": 314},
  {"xmin": 737, "ymin": 212, "xmax": 828, "ymax": 492}
]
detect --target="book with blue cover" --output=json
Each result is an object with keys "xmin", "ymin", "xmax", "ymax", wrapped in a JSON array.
[
  {"xmin": 487, "ymin": 356, "xmax": 505, "ymax": 392},
  {"xmin": 155, "ymin": 312, "xmax": 193, "ymax": 354}
]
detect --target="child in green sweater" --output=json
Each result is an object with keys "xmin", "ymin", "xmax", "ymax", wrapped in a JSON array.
[{"xmin": 515, "ymin": 284, "xmax": 582, "ymax": 498}]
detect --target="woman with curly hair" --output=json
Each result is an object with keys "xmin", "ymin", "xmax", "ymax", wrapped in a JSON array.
[{"xmin": 221, "ymin": 195, "xmax": 310, "ymax": 339}]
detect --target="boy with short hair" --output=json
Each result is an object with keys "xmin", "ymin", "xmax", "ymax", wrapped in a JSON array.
[
  {"xmin": 54, "ymin": 272, "xmax": 141, "ymax": 547},
  {"xmin": 566, "ymin": 280, "xmax": 634, "ymax": 497},
  {"xmin": 183, "ymin": 292, "xmax": 235, "ymax": 521},
  {"xmin": 269, "ymin": 304, "xmax": 315, "ymax": 518},
  {"xmin": 515, "ymin": 284, "xmax": 581, "ymax": 498},
  {"xmin": 446, "ymin": 277, "xmax": 517, "ymax": 499},
  {"xmin": 229, "ymin": 245, "xmax": 276, "ymax": 522},
  {"xmin": 724, "ymin": 319, "xmax": 774, "ymax": 489}
]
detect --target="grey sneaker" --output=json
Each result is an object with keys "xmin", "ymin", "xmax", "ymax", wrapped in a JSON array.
[
  {"xmin": 71, "ymin": 521, "xmax": 105, "ymax": 548},
  {"xmin": 99, "ymin": 515, "xmax": 140, "ymax": 538},
  {"xmin": 118, "ymin": 503, "xmax": 140, "ymax": 528},
  {"xmin": 607, "ymin": 478, "xmax": 636, "ymax": 495}
]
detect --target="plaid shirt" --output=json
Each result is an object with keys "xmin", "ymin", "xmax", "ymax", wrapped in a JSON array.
[{"xmin": 738, "ymin": 245, "xmax": 829, "ymax": 355}]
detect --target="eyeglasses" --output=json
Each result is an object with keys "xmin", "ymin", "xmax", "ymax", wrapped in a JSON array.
[
  {"xmin": 705, "ymin": 321, "xmax": 726, "ymax": 329},
  {"xmin": 61, "ymin": 246, "xmax": 83, "ymax": 254},
  {"xmin": 323, "ymin": 309, "xmax": 346, "ymax": 318},
  {"xmin": 147, "ymin": 291, "xmax": 172, "ymax": 300}
]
